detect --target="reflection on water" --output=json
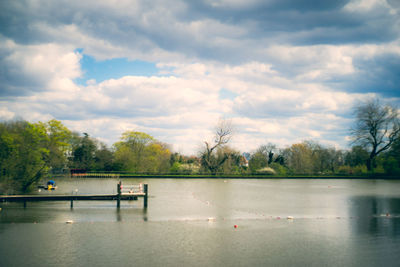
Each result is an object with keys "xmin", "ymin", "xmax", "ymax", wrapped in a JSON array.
[
  {"xmin": 350, "ymin": 196, "xmax": 400, "ymax": 236},
  {"xmin": 1, "ymin": 178, "xmax": 400, "ymax": 267},
  {"xmin": 0, "ymin": 202, "xmax": 149, "ymax": 223}
]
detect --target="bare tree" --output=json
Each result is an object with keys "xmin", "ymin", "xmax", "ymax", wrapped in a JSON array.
[
  {"xmin": 351, "ymin": 98, "xmax": 400, "ymax": 171},
  {"xmin": 201, "ymin": 118, "xmax": 234, "ymax": 174}
]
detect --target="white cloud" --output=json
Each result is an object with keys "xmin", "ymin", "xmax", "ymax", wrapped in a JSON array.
[
  {"xmin": 0, "ymin": 42, "xmax": 393, "ymax": 154},
  {"xmin": 1, "ymin": 0, "xmax": 399, "ymax": 155},
  {"xmin": 0, "ymin": 37, "xmax": 82, "ymax": 95},
  {"xmin": 0, "ymin": 107, "xmax": 15, "ymax": 120},
  {"xmin": 344, "ymin": 0, "xmax": 393, "ymax": 12}
]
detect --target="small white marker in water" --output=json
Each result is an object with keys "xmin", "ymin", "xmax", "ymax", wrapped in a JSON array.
[
  {"xmin": 287, "ymin": 216, "xmax": 294, "ymax": 220},
  {"xmin": 66, "ymin": 220, "xmax": 74, "ymax": 224}
]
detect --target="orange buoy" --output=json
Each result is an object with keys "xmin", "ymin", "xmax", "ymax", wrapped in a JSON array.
[{"xmin": 234, "ymin": 224, "xmax": 238, "ymax": 228}]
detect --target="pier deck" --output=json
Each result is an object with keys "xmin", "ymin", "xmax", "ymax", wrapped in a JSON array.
[{"xmin": 0, "ymin": 183, "xmax": 148, "ymax": 208}]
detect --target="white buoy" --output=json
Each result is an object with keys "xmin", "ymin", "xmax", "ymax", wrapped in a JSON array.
[
  {"xmin": 208, "ymin": 217, "xmax": 216, "ymax": 222},
  {"xmin": 66, "ymin": 220, "xmax": 74, "ymax": 224},
  {"xmin": 287, "ymin": 216, "xmax": 294, "ymax": 220}
]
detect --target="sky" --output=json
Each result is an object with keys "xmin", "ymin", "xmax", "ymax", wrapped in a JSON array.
[{"xmin": 0, "ymin": 0, "xmax": 399, "ymax": 155}]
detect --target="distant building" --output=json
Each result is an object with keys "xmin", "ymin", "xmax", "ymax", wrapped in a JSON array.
[{"xmin": 240, "ymin": 153, "xmax": 250, "ymax": 167}]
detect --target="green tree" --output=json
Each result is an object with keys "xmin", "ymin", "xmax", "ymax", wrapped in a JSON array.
[
  {"xmin": 94, "ymin": 144, "xmax": 114, "ymax": 171},
  {"xmin": 37, "ymin": 119, "xmax": 72, "ymax": 172},
  {"xmin": 345, "ymin": 146, "xmax": 369, "ymax": 167},
  {"xmin": 113, "ymin": 131, "xmax": 171, "ymax": 173},
  {"xmin": 383, "ymin": 137, "xmax": 400, "ymax": 174},
  {"xmin": 0, "ymin": 120, "xmax": 49, "ymax": 193},
  {"xmin": 248, "ymin": 143, "xmax": 277, "ymax": 173},
  {"xmin": 284, "ymin": 142, "xmax": 314, "ymax": 174},
  {"xmin": 114, "ymin": 131, "xmax": 154, "ymax": 172},
  {"xmin": 142, "ymin": 142, "xmax": 171, "ymax": 173},
  {"xmin": 170, "ymin": 162, "xmax": 182, "ymax": 173},
  {"xmin": 70, "ymin": 133, "xmax": 97, "ymax": 170},
  {"xmin": 249, "ymin": 151, "xmax": 268, "ymax": 173},
  {"xmin": 307, "ymin": 141, "xmax": 343, "ymax": 174}
]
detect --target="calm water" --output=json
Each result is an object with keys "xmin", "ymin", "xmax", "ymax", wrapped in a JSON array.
[{"xmin": 1, "ymin": 178, "xmax": 400, "ymax": 266}]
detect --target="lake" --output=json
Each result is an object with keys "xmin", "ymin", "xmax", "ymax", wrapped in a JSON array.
[{"xmin": 1, "ymin": 178, "xmax": 400, "ymax": 266}]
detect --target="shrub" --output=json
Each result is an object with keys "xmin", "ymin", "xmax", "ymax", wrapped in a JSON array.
[
  {"xmin": 269, "ymin": 162, "xmax": 288, "ymax": 176},
  {"xmin": 255, "ymin": 167, "xmax": 276, "ymax": 175},
  {"xmin": 383, "ymin": 156, "xmax": 400, "ymax": 175},
  {"xmin": 337, "ymin": 165, "xmax": 368, "ymax": 175}
]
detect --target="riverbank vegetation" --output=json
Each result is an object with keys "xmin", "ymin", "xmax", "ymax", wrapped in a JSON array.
[{"xmin": 1, "ymin": 98, "xmax": 399, "ymax": 193}]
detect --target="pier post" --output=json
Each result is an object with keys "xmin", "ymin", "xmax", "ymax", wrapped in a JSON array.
[
  {"xmin": 143, "ymin": 184, "xmax": 148, "ymax": 208},
  {"xmin": 23, "ymin": 200, "xmax": 27, "ymax": 208},
  {"xmin": 117, "ymin": 181, "xmax": 121, "ymax": 208},
  {"xmin": 70, "ymin": 199, "xmax": 73, "ymax": 208}
]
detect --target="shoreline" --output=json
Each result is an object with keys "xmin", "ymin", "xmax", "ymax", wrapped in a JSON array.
[{"xmin": 65, "ymin": 174, "xmax": 400, "ymax": 180}]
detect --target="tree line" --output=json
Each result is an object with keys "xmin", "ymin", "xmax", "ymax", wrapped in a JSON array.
[{"xmin": 1, "ymin": 98, "xmax": 399, "ymax": 193}]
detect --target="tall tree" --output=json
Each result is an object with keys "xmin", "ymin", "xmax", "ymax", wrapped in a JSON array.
[
  {"xmin": 307, "ymin": 141, "xmax": 343, "ymax": 174},
  {"xmin": 113, "ymin": 131, "xmax": 171, "ymax": 173},
  {"xmin": 37, "ymin": 119, "xmax": 72, "ymax": 172},
  {"xmin": 351, "ymin": 98, "xmax": 400, "ymax": 171},
  {"xmin": 384, "ymin": 136, "xmax": 400, "ymax": 174},
  {"xmin": 201, "ymin": 119, "xmax": 234, "ymax": 174},
  {"xmin": 114, "ymin": 131, "xmax": 154, "ymax": 172},
  {"xmin": 70, "ymin": 133, "xmax": 97, "ymax": 170},
  {"xmin": 284, "ymin": 142, "xmax": 314, "ymax": 174},
  {"xmin": 93, "ymin": 144, "xmax": 114, "ymax": 171},
  {"xmin": 0, "ymin": 121, "xmax": 49, "ymax": 193},
  {"xmin": 345, "ymin": 146, "xmax": 369, "ymax": 167}
]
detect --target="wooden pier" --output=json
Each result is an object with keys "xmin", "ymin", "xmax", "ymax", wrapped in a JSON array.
[{"xmin": 0, "ymin": 182, "xmax": 148, "ymax": 209}]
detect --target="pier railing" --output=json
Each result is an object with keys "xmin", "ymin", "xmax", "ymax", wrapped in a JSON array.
[{"xmin": 120, "ymin": 183, "xmax": 144, "ymax": 194}]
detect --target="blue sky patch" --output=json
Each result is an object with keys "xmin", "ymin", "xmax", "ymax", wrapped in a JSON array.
[
  {"xmin": 75, "ymin": 51, "xmax": 159, "ymax": 85},
  {"xmin": 219, "ymin": 88, "xmax": 239, "ymax": 100}
]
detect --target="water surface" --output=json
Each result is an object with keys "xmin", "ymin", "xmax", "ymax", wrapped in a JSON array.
[{"xmin": 1, "ymin": 178, "xmax": 400, "ymax": 266}]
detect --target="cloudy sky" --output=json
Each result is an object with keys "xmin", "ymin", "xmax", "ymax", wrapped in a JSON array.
[{"xmin": 1, "ymin": 0, "xmax": 399, "ymax": 155}]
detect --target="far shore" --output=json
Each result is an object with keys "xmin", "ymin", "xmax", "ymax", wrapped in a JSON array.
[{"xmin": 59, "ymin": 173, "xmax": 400, "ymax": 180}]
